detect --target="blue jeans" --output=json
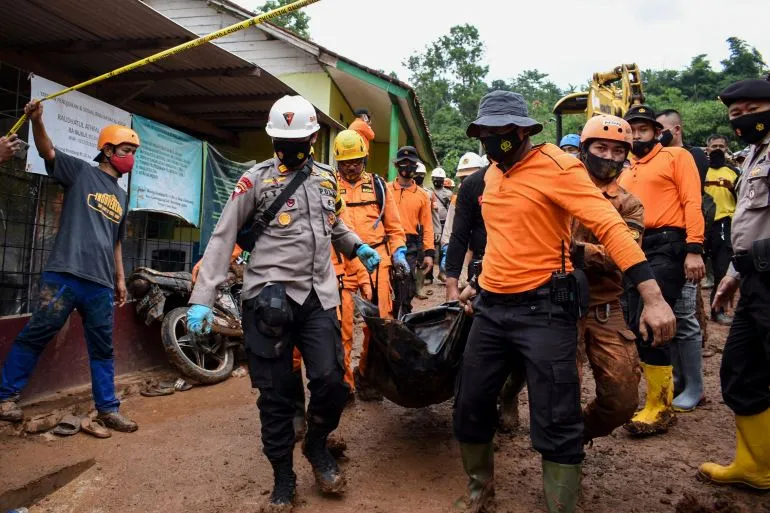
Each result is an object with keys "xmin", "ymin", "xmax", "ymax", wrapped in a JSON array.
[{"xmin": 0, "ymin": 272, "xmax": 119, "ymax": 412}]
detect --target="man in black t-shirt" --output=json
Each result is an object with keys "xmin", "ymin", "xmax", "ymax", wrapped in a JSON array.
[{"xmin": 0, "ymin": 101, "xmax": 139, "ymax": 432}]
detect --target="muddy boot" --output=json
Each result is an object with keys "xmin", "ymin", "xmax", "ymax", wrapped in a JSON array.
[
  {"xmin": 354, "ymin": 366, "xmax": 382, "ymax": 402},
  {"xmin": 97, "ymin": 411, "xmax": 138, "ymax": 433},
  {"xmin": 262, "ymin": 457, "xmax": 297, "ymax": 512},
  {"xmin": 672, "ymin": 337, "xmax": 704, "ymax": 413},
  {"xmin": 0, "ymin": 399, "xmax": 23, "ymax": 423},
  {"xmin": 542, "ymin": 460, "xmax": 581, "ymax": 513},
  {"xmin": 460, "ymin": 442, "xmax": 495, "ymax": 513},
  {"xmin": 623, "ymin": 363, "xmax": 676, "ymax": 436},
  {"xmin": 327, "ymin": 432, "xmax": 348, "ymax": 459},
  {"xmin": 302, "ymin": 427, "xmax": 346, "ymax": 495},
  {"xmin": 698, "ymin": 408, "xmax": 770, "ymax": 490}
]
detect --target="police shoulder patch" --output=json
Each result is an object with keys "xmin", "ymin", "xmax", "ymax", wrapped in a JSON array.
[{"xmin": 232, "ymin": 176, "xmax": 254, "ymax": 198}]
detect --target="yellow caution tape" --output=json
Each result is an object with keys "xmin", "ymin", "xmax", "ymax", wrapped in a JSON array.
[{"xmin": 6, "ymin": 0, "xmax": 321, "ymax": 136}]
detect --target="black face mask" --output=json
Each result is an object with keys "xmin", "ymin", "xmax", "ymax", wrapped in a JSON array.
[
  {"xmin": 708, "ymin": 149, "xmax": 726, "ymax": 169},
  {"xmin": 397, "ymin": 162, "xmax": 417, "ymax": 179},
  {"xmin": 432, "ymin": 179, "xmax": 444, "ymax": 189},
  {"xmin": 274, "ymin": 139, "xmax": 312, "ymax": 169},
  {"xmin": 632, "ymin": 139, "xmax": 657, "ymax": 157},
  {"xmin": 730, "ymin": 110, "xmax": 770, "ymax": 145},
  {"xmin": 414, "ymin": 175, "xmax": 425, "ymax": 186},
  {"xmin": 480, "ymin": 132, "xmax": 523, "ymax": 166},
  {"xmin": 582, "ymin": 151, "xmax": 626, "ymax": 182},
  {"xmin": 658, "ymin": 129, "xmax": 674, "ymax": 147}
]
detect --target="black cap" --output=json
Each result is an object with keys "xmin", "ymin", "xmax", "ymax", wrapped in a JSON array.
[
  {"xmin": 467, "ymin": 90, "xmax": 543, "ymax": 138},
  {"xmin": 719, "ymin": 79, "xmax": 770, "ymax": 106},
  {"xmin": 394, "ymin": 146, "xmax": 419, "ymax": 163},
  {"xmin": 354, "ymin": 108, "xmax": 370, "ymax": 117},
  {"xmin": 624, "ymin": 105, "xmax": 663, "ymax": 129}
]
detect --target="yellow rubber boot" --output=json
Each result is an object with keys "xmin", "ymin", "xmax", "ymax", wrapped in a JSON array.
[
  {"xmin": 698, "ymin": 408, "xmax": 770, "ymax": 490},
  {"xmin": 624, "ymin": 363, "xmax": 676, "ymax": 436}
]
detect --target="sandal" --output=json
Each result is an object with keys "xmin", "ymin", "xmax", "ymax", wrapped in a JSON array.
[
  {"xmin": 80, "ymin": 417, "xmax": 111, "ymax": 439},
  {"xmin": 52, "ymin": 414, "xmax": 81, "ymax": 436}
]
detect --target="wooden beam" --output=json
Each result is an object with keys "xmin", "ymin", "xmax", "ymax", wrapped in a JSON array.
[
  {"xmin": 9, "ymin": 37, "xmax": 192, "ymax": 55},
  {"xmin": 98, "ymin": 67, "xmax": 261, "ymax": 85},
  {"xmin": 156, "ymin": 95, "xmax": 276, "ymax": 107},
  {"xmin": 124, "ymin": 101, "xmax": 237, "ymax": 144}
]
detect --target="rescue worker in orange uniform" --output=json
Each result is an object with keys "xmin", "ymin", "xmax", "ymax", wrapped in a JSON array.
[
  {"xmin": 388, "ymin": 146, "xmax": 434, "ymax": 316},
  {"xmin": 617, "ymin": 105, "xmax": 705, "ymax": 436},
  {"xmin": 332, "ymin": 130, "xmax": 408, "ymax": 401},
  {"xmin": 570, "ymin": 115, "xmax": 645, "ymax": 443},
  {"xmin": 348, "ymin": 108, "xmax": 375, "ymax": 153},
  {"xmin": 454, "ymin": 91, "xmax": 676, "ymax": 513}
]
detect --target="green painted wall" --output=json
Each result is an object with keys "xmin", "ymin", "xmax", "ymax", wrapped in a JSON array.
[
  {"xmin": 279, "ymin": 72, "xmax": 332, "ymax": 114},
  {"xmin": 329, "ymin": 80, "xmax": 354, "ymax": 127},
  {"xmin": 369, "ymin": 141, "xmax": 390, "ymax": 179},
  {"xmin": 232, "ymin": 131, "xmax": 274, "ymax": 162}
]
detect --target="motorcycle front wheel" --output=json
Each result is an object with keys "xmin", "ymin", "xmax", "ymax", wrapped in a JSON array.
[{"xmin": 161, "ymin": 307, "xmax": 235, "ymax": 385}]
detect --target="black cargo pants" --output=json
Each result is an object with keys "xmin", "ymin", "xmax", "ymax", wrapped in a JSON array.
[
  {"xmin": 393, "ymin": 235, "xmax": 422, "ymax": 317},
  {"xmin": 721, "ymin": 271, "xmax": 770, "ymax": 415},
  {"xmin": 626, "ymin": 229, "xmax": 686, "ymax": 366},
  {"xmin": 454, "ymin": 290, "xmax": 584, "ymax": 465},
  {"xmin": 244, "ymin": 289, "xmax": 348, "ymax": 462}
]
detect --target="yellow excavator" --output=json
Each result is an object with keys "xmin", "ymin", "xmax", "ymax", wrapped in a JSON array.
[{"xmin": 553, "ymin": 63, "xmax": 645, "ymax": 142}]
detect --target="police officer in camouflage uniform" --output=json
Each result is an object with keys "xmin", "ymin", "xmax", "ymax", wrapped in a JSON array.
[{"xmin": 188, "ymin": 96, "xmax": 381, "ymax": 511}]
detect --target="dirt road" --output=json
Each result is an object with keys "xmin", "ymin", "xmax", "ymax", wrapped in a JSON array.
[{"xmin": 1, "ymin": 285, "xmax": 768, "ymax": 513}]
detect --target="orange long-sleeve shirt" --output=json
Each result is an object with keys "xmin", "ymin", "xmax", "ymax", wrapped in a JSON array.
[
  {"xmin": 348, "ymin": 118, "xmax": 375, "ymax": 153},
  {"xmin": 387, "ymin": 180, "xmax": 435, "ymax": 253},
  {"xmin": 337, "ymin": 171, "xmax": 406, "ymax": 265},
  {"xmin": 618, "ymin": 143, "xmax": 704, "ymax": 247},
  {"xmin": 479, "ymin": 144, "xmax": 647, "ymax": 294}
]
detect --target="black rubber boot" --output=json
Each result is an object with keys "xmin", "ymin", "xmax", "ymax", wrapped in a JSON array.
[
  {"xmin": 263, "ymin": 457, "xmax": 297, "ymax": 512},
  {"xmin": 302, "ymin": 426, "xmax": 346, "ymax": 495}
]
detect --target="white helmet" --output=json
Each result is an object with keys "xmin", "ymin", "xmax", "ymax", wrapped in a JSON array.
[
  {"xmin": 480, "ymin": 154, "xmax": 490, "ymax": 167},
  {"xmin": 265, "ymin": 95, "xmax": 321, "ymax": 139},
  {"xmin": 415, "ymin": 162, "xmax": 427, "ymax": 175},
  {"xmin": 431, "ymin": 167, "xmax": 446, "ymax": 179},
  {"xmin": 457, "ymin": 152, "xmax": 483, "ymax": 171}
]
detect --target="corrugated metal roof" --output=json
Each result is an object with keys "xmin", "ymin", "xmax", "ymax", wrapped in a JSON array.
[{"xmin": 0, "ymin": 0, "xmax": 342, "ymax": 139}]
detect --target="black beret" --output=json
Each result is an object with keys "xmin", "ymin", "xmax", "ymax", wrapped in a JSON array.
[{"xmin": 719, "ymin": 79, "xmax": 770, "ymax": 106}]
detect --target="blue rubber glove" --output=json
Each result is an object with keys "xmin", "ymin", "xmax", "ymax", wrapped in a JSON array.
[
  {"xmin": 392, "ymin": 246, "xmax": 410, "ymax": 274},
  {"xmin": 440, "ymin": 244, "xmax": 448, "ymax": 272},
  {"xmin": 187, "ymin": 304, "xmax": 214, "ymax": 335},
  {"xmin": 356, "ymin": 243, "xmax": 381, "ymax": 272}
]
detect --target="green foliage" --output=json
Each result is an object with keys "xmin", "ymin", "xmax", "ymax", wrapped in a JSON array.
[
  {"xmin": 407, "ymin": 30, "xmax": 768, "ymax": 157},
  {"xmin": 258, "ymin": 0, "xmax": 310, "ymax": 38}
]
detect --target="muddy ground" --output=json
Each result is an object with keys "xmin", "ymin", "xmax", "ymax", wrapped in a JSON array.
[{"xmin": 1, "ymin": 283, "xmax": 768, "ymax": 513}]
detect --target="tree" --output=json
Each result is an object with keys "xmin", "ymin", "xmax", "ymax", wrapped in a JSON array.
[
  {"xmin": 720, "ymin": 37, "xmax": 768, "ymax": 84},
  {"xmin": 258, "ymin": 0, "xmax": 310, "ymax": 38},
  {"xmin": 405, "ymin": 24, "xmax": 489, "ymax": 172}
]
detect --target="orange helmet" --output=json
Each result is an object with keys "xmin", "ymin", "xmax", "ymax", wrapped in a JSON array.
[
  {"xmin": 580, "ymin": 115, "xmax": 632, "ymax": 150},
  {"xmin": 97, "ymin": 125, "xmax": 140, "ymax": 151}
]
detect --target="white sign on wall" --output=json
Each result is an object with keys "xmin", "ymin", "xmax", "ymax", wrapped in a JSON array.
[{"xmin": 26, "ymin": 75, "xmax": 131, "ymax": 190}]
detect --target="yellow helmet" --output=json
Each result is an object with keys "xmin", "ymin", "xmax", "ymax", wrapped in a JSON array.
[{"xmin": 333, "ymin": 130, "xmax": 368, "ymax": 161}]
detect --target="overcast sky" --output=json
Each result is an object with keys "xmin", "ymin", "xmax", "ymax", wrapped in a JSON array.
[{"xmin": 239, "ymin": 0, "xmax": 769, "ymax": 90}]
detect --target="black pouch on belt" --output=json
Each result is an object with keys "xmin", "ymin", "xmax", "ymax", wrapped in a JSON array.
[
  {"xmin": 254, "ymin": 283, "xmax": 293, "ymax": 347},
  {"xmin": 751, "ymin": 238, "xmax": 770, "ymax": 273}
]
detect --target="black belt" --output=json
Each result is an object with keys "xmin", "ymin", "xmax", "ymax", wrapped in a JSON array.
[
  {"xmin": 480, "ymin": 285, "xmax": 551, "ymax": 306},
  {"xmin": 642, "ymin": 227, "xmax": 686, "ymax": 251}
]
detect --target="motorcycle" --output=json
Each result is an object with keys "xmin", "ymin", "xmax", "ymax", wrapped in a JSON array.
[{"xmin": 126, "ymin": 264, "xmax": 243, "ymax": 385}]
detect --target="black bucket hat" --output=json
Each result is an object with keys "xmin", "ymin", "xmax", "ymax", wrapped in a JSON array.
[
  {"xmin": 624, "ymin": 105, "xmax": 663, "ymax": 130},
  {"xmin": 467, "ymin": 91, "xmax": 543, "ymax": 138}
]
